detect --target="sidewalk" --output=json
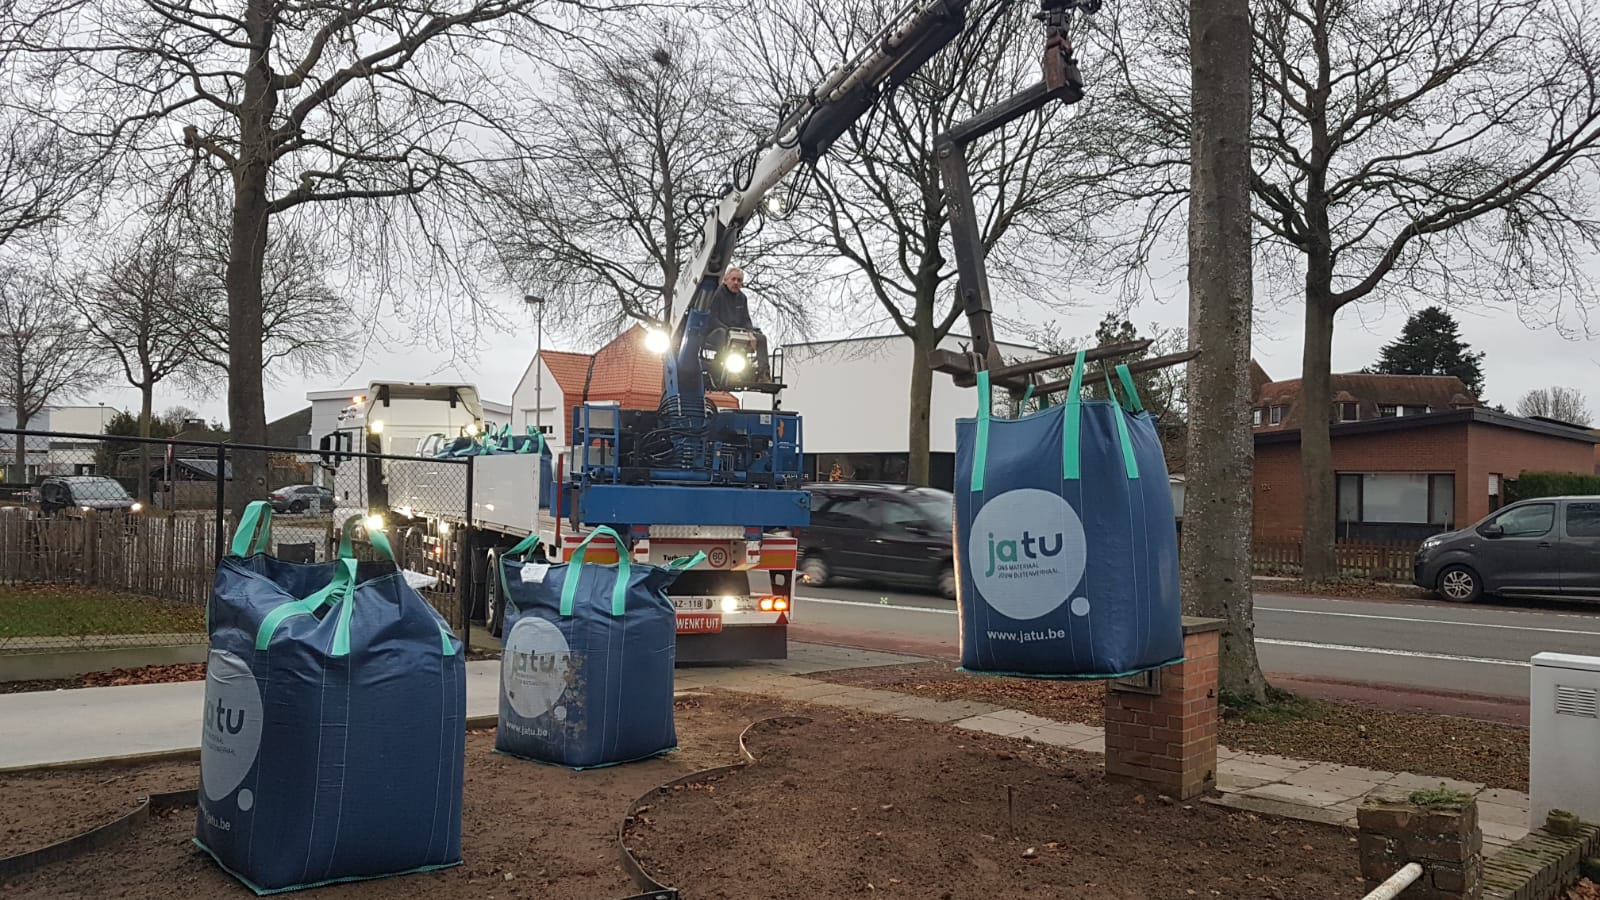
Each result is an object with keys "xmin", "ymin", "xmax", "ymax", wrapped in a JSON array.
[{"xmin": 0, "ymin": 643, "xmax": 1532, "ymax": 849}]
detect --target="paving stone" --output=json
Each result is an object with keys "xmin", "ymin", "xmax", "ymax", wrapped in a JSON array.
[
  {"xmin": 1280, "ymin": 768, "xmax": 1386, "ymax": 802},
  {"xmin": 1215, "ymin": 745, "xmax": 1244, "ymax": 761},
  {"xmin": 953, "ymin": 714, "xmax": 1031, "ymax": 737},
  {"xmin": 1481, "ymin": 820, "xmax": 1531, "ymax": 843},
  {"xmin": 1206, "ymin": 793, "xmax": 1356, "ymax": 830},
  {"xmin": 1216, "ymin": 772, "xmax": 1273, "ymax": 792},
  {"xmin": 1217, "ymin": 758, "xmax": 1305, "ymax": 784},
  {"xmin": 770, "ymin": 680, "xmax": 873, "ymax": 701},
  {"xmin": 1242, "ymin": 782, "xmax": 1359, "ymax": 810},
  {"xmin": 1068, "ymin": 735, "xmax": 1105, "ymax": 755},
  {"xmin": 852, "ymin": 694, "xmax": 936, "ymax": 714},
  {"xmin": 1227, "ymin": 751, "xmax": 1315, "ymax": 773},
  {"xmin": 888, "ymin": 701, "xmax": 992, "ymax": 723},
  {"xmin": 1382, "ymin": 771, "xmax": 1487, "ymax": 795},
  {"xmin": 984, "ymin": 708, "xmax": 1069, "ymax": 730},
  {"xmin": 1477, "ymin": 788, "xmax": 1530, "ymax": 808},
  {"xmin": 925, "ymin": 699, "xmax": 1006, "ymax": 719},
  {"xmin": 805, "ymin": 689, "xmax": 894, "ymax": 709},
  {"xmin": 1014, "ymin": 724, "xmax": 1104, "ymax": 749},
  {"xmin": 1479, "ymin": 802, "xmax": 1532, "ymax": 827},
  {"xmin": 1299, "ymin": 761, "xmax": 1393, "ymax": 784}
]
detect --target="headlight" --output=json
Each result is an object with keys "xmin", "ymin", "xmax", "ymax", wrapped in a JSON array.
[
  {"xmin": 365, "ymin": 514, "xmax": 385, "ymax": 531},
  {"xmin": 722, "ymin": 352, "xmax": 748, "ymax": 374},
  {"xmin": 130, "ymin": 502, "xmax": 142, "ymax": 513},
  {"xmin": 369, "ymin": 419, "xmax": 385, "ymax": 434}
]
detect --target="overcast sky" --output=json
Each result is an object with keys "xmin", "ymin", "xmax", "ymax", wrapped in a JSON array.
[{"xmin": 83, "ymin": 271, "xmax": 1599, "ymax": 432}]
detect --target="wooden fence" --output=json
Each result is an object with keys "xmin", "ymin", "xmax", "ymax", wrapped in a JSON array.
[
  {"xmin": 1251, "ymin": 537, "xmax": 1416, "ymax": 582},
  {"xmin": 0, "ymin": 509, "xmax": 228, "ymax": 605}
]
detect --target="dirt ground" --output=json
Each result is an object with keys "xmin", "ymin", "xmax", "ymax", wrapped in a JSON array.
[
  {"xmin": 814, "ymin": 661, "xmax": 1530, "ymax": 790},
  {"xmin": 629, "ymin": 709, "xmax": 1366, "ymax": 899},
  {"xmin": 0, "ymin": 692, "xmax": 785, "ymax": 900},
  {"xmin": 0, "ymin": 688, "xmax": 1369, "ymax": 900}
]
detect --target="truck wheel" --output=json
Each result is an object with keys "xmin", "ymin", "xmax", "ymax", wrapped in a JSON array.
[
  {"xmin": 800, "ymin": 554, "xmax": 829, "ymax": 588},
  {"xmin": 484, "ymin": 548, "xmax": 506, "ymax": 638},
  {"xmin": 1436, "ymin": 565, "xmax": 1482, "ymax": 603}
]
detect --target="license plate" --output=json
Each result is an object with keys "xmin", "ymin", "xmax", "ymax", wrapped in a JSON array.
[
  {"xmin": 672, "ymin": 597, "xmax": 713, "ymax": 612},
  {"xmin": 676, "ymin": 614, "xmax": 723, "ymax": 634}
]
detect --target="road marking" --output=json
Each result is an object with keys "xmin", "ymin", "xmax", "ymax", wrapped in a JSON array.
[
  {"xmin": 798, "ymin": 596, "xmax": 956, "ymax": 615},
  {"xmin": 1257, "ymin": 639, "xmax": 1530, "ymax": 667},
  {"xmin": 1258, "ymin": 606, "xmax": 1600, "ymax": 637}
]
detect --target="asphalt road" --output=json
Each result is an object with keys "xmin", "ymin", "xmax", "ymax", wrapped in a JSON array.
[{"xmin": 786, "ymin": 581, "xmax": 1600, "ymax": 709}]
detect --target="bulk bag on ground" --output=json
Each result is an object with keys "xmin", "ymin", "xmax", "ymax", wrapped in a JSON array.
[
  {"xmin": 495, "ymin": 528, "xmax": 700, "ymax": 769},
  {"xmin": 954, "ymin": 353, "xmax": 1184, "ymax": 677},
  {"xmin": 197, "ymin": 504, "xmax": 466, "ymax": 894}
]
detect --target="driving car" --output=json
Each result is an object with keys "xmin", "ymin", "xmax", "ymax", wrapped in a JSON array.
[
  {"xmin": 37, "ymin": 476, "xmax": 140, "ymax": 515},
  {"xmin": 268, "ymin": 484, "xmax": 334, "ymax": 514},
  {"xmin": 1413, "ymin": 495, "xmax": 1600, "ymax": 602},
  {"xmin": 795, "ymin": 481, "xmax": 955, "ymax": 599}
]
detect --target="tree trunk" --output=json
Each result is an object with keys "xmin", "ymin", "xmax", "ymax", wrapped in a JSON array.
[
  {"xmin": 1183, "ymin": 0, "xmax": 1267, "ymax": 702},
  {"xmin": 12, "ymin": 361, "xmax": 26, "ymax": 484},
  {"xmin": 1298, "ymin": 291, "xmax": 1338, "ymax": 581},
  {"xmin": 905, "ymin": 300, "xmax": 937, "ymax": 487},
  {"xmin": 137, "ymin": 383, "xmax": 153, "ymax": 505},
  {"xmin": 225, "ymin": 0, "xmax": 276, "ymax": 516}
]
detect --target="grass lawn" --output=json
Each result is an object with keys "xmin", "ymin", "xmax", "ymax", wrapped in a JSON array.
[{"xmin": 0, "ymin": 586, "xmax": 205, "ymax": 638}]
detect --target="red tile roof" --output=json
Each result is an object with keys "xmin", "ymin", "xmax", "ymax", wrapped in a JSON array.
[
  {"xmin": 542, "ymin": 326, "xmax": 738, "ymax": 437},
  {"xmin": 1253, "ymin": 372, "xmax": 1477, "ymax": 429}
]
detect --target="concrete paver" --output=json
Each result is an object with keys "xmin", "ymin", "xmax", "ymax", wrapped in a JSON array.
[
  {"xmin": 1241, "ymin": 782, "xmax": 1360, "ymax": 810},
  {"xmin": 952, "ymin": 713, "xmax": 1032, "ymax": 737}
]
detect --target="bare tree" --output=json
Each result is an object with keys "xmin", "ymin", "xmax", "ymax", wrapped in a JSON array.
[
  {"xmin": 1517, "ymin": 386, "xmax": 1592, "ymax": 426},
  {"xmin": 488, "ymin": 16, "xmax": 817, "ymax": 336},
  {"xmin": 5, "ymin": 0, "xmax": 598, "ymax": 510},
  {"xmin": 752, "ymin": 0, "xmax": 1086, "ymax": 485},
  {"xmin": 1184, "ymin": 0, "xmax": 1265, "ymax": 702},
  {"xmin": 0, "ymin": 264, "xmax": 108, "ymax": 482},
  {"xmin": 1061, "ymin": 0, "xmax": 1600, "ymax": 581},
  {"xmin": 0, "ymin": 111, "xmax": 95, "ymax": 249},
  {"xmin": 66, "ymin": 231, "xmax": 205, "ymax": 503}
]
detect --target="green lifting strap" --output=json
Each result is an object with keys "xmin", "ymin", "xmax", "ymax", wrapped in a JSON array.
[
  {"xmin": 972, "ymin": 369, "xmax": 992, "ymax": 493},
  {"xmin": 1062, "ymin": 350, "xmax": 1087, "ymax": 480},
  {"xmin": 255, "ymin": 557, "xmax": 357, "ymax": 651},
  {"xmin": 1103, "ymin": 365, "xmax": 1141, "ymax": 480},
  {"xmin": 666, "ymin": 551, "xmax": 708, "ymax": 570},
  {"xmin": 560, "ymin": 526, "xmax": 630, "ymax": 617},
  {"xmin": 229, "ymin": 501, "xmax": 275, "ymax": 557},
  {"xmin": 1017, "ymin": 383, "xmax": 1035, "ymax": 417},
  {"xmin": 1114, "ymin": 364, "xmax": 1146, "ymax": 413},
  {"xmin": 497, "ymin": 532, "xmax": 542, "ymax": 600},
  {"xmin": 337, "ymin": 514, "xmax": 396, "ymax": 562}
]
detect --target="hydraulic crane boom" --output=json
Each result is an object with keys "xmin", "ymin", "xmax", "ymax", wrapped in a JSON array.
[{"xmin": 663, "ymin": 0, "xmax": 1097, "ymax": 422}]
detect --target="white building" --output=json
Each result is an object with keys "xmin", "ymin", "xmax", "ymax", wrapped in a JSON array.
[{"xmin": 772, "ymin": 333, "xmax": 1041, "ymax": 489}]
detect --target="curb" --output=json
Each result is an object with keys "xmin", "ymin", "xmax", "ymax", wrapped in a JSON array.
[{"xmin": 0, "ymin": 715, "xmax": 504, "ymax": 776}]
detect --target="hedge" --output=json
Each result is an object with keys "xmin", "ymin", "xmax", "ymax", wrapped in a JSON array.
[{"xmin": 1507, "ymin": 471, "xmax": 1600, "ymax": 501}]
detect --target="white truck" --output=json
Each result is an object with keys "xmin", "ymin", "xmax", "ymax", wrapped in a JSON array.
[{"xmin": 322, "ymin": 380, "xmax": 800, "ymax": 663}]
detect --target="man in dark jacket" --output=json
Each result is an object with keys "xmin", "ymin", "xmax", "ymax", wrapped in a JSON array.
[{"xmin": 707, "ymin": 267, "xmax": 771, "ymax": 382}]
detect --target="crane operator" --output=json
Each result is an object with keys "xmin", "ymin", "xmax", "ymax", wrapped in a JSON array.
[{"xmin": 707, "ymin": 267, "xmax": 772, "ymax": 383}]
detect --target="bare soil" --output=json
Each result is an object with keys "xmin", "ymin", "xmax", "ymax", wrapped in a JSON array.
[
  {"xmin": 813, "ymin": 661, "xmax": 1530, "ymax": 790},
  {"xmin": 0, "ymin": 692, "xmax": 784, "ymax": 900},
  {"xmin": 628, "ymin": 709, "xmax": 1366, "ymax": 899}
]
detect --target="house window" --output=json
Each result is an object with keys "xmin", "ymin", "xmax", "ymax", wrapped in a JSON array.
[
  {"xmin": 1269, "ymin": 405, "xmax": 1284, "ymax": 426},
  {"xmin": 1336, "ymin": 472, "xmax": 1455, "ymax": 526},
  {"xmin": 1252, "ymin": 408, "xmax": 1263, "ymax": 427},
  {"xmin": 1335, "ymin": 402, "xmax": 1359, "ymax": 423},
  {"xmin": 1378, "ymin": 405, "xmax": 1398, "ymax": 418},
  {"xmin": 1405, "ymin": 405, "xmax": 1431, "ymax": 416},
  {"xmin": 1488, "ymin": 473, "xmax": 1503, "ymax": 513}
]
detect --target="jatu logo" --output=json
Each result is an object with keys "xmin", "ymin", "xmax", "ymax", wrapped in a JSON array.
[
  {"xmin": 210, "ymin": 697, "xmax": 246, "ymax": 735},
  {"xmin": 984, "ymin": 529, "xmax": 1065, "ymax": 577}
]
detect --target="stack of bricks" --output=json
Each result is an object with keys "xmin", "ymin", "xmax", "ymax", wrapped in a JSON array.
[
  {"xmin": 1102, "ymin": 617, "xmax": 1221, "ymax": 801},
  {"xmin": 1357, "ymin": 797, "xmax": 1483, "ymax": 899},
  {"xmin": 1481, "ymin": 812, "xmax": 1600, "ymax": 900}
]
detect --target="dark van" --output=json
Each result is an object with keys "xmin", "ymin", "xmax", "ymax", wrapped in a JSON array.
[
  {"xmin": 794, "ymin": 482, "xmax": 956, "ymax": 599},
  {"xmin": 1413, "ymin": 495, "xmax": 1600, "ymax": 602}
]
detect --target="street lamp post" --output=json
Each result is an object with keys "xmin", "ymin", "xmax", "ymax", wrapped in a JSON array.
[{"xmin": 524, "ymin": 295, "xmax": 546, "ymax": 434}]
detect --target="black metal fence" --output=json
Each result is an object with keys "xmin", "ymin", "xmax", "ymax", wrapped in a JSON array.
[{"xmin": 0, "ymin": 429, "xmax": 475, "ymax": 654}]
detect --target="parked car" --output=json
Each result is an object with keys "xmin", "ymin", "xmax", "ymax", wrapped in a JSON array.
[
  {"xmin": 268, "ymin": 484, "xmax": 334, "ymax": 514},
  {"xmin": 795, "ymin": 482, "xmax": 956, "ymax": 599},
  {"xmin": 1413, "ymin": 495, "xmax": 1600, "ymax": 602},
  {"xmin": 37, "ymin": 476, "xmax": 140, "ymax": 515}
]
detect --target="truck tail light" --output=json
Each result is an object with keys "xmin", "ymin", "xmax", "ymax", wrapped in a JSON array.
[{"xmin": 757, "ymin": 596, "xmax": 789, "ymax": 612}]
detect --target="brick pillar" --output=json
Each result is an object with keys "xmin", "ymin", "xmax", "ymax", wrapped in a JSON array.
[
  {"xmin": 1357, "ymin": 796, "xmax": 1483, "ymax": 899},
  {"xmin": 1103, "ymin": 616, "xmax": 1220, "ymax": 801}
]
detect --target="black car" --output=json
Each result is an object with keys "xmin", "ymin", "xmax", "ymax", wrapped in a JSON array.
[
  {"xmin": 268, "ymin": 484, "xmax": 334, "ymax": 514},
  {"xmin": 1413, "ymin": 495, "xmax": 1600, "ymax": 602},
  {"xmin": 795, "ymin": 482, "xmax": 955, "ymax": 599},
  {"xmin": 38, "ymin": 476, "xmax": 139, "ymax": 514}
]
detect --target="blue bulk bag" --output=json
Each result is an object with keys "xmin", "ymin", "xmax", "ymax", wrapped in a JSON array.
[
  {"xmin": 954, "ymin": 353, "xmax": 1184, "ymax": 677},
  {"xmin": 494, "ymin": 527, "xmax": 701, "ymax": 769},
  {"xmin": 197, "ymin": 504, "xmax": 466, "ymax": 894}
]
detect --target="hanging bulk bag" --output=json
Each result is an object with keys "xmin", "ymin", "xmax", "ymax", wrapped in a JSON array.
[
  {"xmin": 495, "ymin": 527, "xmax": 701, "ymax": 769},
  {"xmin": 197, "ymin": 504, "xmax": 466, "ymax": 894},
  {"xmin": 954, "ymin": 353, "xmax": 1184, "ymax": 677}
]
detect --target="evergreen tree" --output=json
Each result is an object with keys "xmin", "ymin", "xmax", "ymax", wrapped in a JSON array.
[{"xmin": 1370, "ymin": 307, "xmax": 1486, "ymax": 396}]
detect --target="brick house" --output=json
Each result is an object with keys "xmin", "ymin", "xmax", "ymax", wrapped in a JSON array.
[{"xmin": 1251, "ymin": 365, "xmax": 1600, "ymax": 542}]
